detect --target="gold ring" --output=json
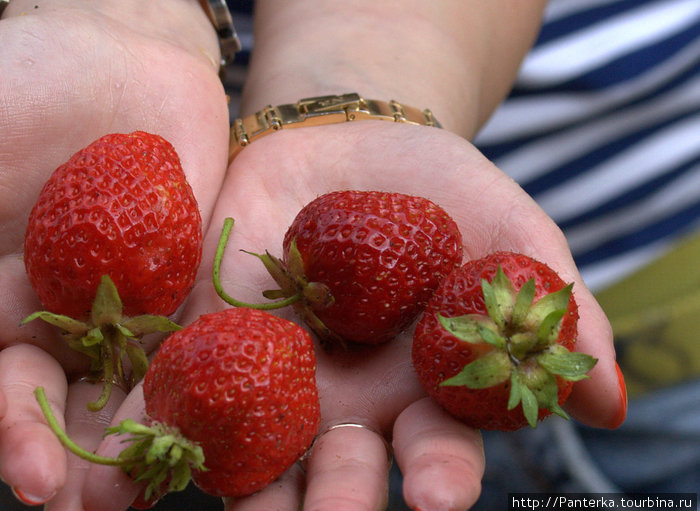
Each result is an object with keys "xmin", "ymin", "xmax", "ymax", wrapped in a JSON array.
[{"xmin": 299, "ymin": 421, "xmax": 393, "ymax": 469}]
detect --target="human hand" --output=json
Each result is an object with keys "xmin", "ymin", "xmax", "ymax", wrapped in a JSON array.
[
  {"xmin": 216, "ymin": 123, "xmax": 625, "ymax": 511},
  {"xmin": 72, "ymin": 122, "xmax": 623, "ymax": 511},
  {"xmin": 0, "ymin": 1, "xmax": 229, "ymax": 507}
]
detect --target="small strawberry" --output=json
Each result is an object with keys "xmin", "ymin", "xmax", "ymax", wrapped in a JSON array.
[
  {"xmin": 35, "ymin": 307, "xmax": 321, "ymax": 501},
  {"xmin": 215, "ymin": 190, "xmax": 463, "ymax": 345},
  {"xmin": 22, "ymin": 132, "xmax": 203, "ymax": 409},
  {"xmin": 412, "ymin": 251, "xmax": 597, "ymax": 431}
]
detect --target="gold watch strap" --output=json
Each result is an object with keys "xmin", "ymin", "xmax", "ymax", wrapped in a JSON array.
[{"xmin": 229, "ymin": 93, "xmax": 442, "ymax": 161}]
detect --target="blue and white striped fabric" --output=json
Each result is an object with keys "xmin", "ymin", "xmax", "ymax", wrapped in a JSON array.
[{"xmin": 474, "ymin": 0, "xmax": 700, "ymax": 292}]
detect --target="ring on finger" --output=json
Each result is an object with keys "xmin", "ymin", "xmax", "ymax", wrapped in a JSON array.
[{"xmin": 299, "ymin": 421, "xmax": 393, "ymax": 470}]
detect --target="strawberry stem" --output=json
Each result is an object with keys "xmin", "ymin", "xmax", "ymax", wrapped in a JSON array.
[
  {"xmin": 35, "ymin": 386, "xmax": 205, "ymax": 502},
  {"xmin": 213, "ymin": 217, "xmax": 300, "ymax": 310},
  {"xmin": 34, "ymin": 387, "xmax": 123, "ymax": 466},
  {"xmin": 87, "ymin": 337, "xmax": 115, "ymax": 412}
]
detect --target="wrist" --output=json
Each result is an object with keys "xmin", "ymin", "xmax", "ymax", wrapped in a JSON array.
[
  {"xmin": 240, "ymin": 1, "xmax": 546, "ymax": 139},
  {"xmin": 241, "ymin": 8, "xmax": 473, "ymax": 136}
]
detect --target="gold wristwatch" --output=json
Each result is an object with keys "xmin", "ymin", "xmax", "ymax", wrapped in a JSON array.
[
  {"xmin": 229, "ymin": 93, "xmax": 442, "ymax": 161},
  {"xmin": 198, "ymin": 0, "xmax": 241, "ymax": 67}
]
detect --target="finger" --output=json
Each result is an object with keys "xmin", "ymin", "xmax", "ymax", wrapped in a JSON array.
[
  {"xmin": 224, "ymin": 463, "xmax": 305, "ymax": 511},
  {"xmin": 83, "ymin": 383, "xmax": 148, "ymax": 511},
  {"xmin": 0, "ymin": 344, "xmax": 68, "ymax": 506},
  {"xmin": 393, "ymin": 397, "xmax": 484, "ymax": 511},
  {"xmin": 0, "ymin": 256, "xmax": 87, "ymax": 374},
  {"xmin": 565, "ymin": 289, "xmax": 627, "ymax": 429},
  {"xmin": 544, "ymin": 259, "xmax": 626, "ymax": 429},
  {"xmin": 302, "ymin": 422, "xmax": 392, "ymax": 511},
  {"xmin": 45, "ymin": 380, "xmax": 128, "ymax": 511}
]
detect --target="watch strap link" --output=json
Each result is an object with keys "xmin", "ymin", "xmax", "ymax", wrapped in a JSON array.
[
  {"xmin": 198, "ymin": 0, "xmax": 241, "ymax": 67},
  {"xmin": 230, "ymin": 93, "xmax": 441, "ymax": 161}
]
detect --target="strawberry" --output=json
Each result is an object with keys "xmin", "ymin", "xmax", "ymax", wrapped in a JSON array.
[
  {"xmin": 215, "ymin": 190, "xmax": 463, "ymax": 345},
  {"xmin": 412, "ymin": 251, "xmax": 597, "ymax": 431},
  {"xmin": 22, "ymin": 132, "xmax": 202, "ymax": 409},
  {"xmin": 24, "ymin": 131, "xmax": 202, "ymax": 318},
  {"xmin": 34, "ymin": 307, "xmax": 321, "ymax": 500}
]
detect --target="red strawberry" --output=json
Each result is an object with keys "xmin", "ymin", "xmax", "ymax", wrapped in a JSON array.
[
  {"xmin": 22, "ymin": 132, "xmax": 202, "ymax": 409},
  {"xmin": 34, "ymin": 307, "xmax": 320, "ymax": 500},
  {"xmin": 412, "ymin": 251, "xmax": 597, "ymax": 431},
  {"xmin": 215, "ymin": 190, "xmax": 463, "ymax": 345},
  {"xmin": 24, "ymin": 131, "xmax": 202, "ymax": 319}
]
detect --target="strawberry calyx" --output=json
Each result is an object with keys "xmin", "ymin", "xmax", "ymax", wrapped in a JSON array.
[
  {"xmin": 438, "ymin": 266, "xmax": 597, "ymax": 427},
  {"xmin": 22, "ymin": 276, "xmax": 181, "ymax": 411},
  {"xmin": 34, "ymin": 386, "xmax": 205, "ymax": 503},
  {"xmin": 213, "ymin": 217, "xmax": 339, "ymax": 341}
]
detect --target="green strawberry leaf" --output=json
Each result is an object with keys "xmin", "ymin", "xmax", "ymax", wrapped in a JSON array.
[
  {"xmin": 262, "ymin": 289, "xmax": 286, "ymax": 299},
  {"xmin": 285, "ymin": 238, "xmax": 307, "ymax": 285},
  {"xmin": 519, "ymin": 380, "xmax": 539, "ymax": 428},
  {"xmin": 482, "ymin": 266, "xmax": 517, "ymax": 329},
  {"xmin": 438, "ymin": 314, "xmax": 503, "ymax": 347},
  {"xmin": 21, "ymin": 311, "xmax": 90, "ymax": 335},
  {"xmin": 170, "ymin": 459, "xmax": 193, "ymax": 494},
  {"xmin": 83, "ymin": 326, "xmax": 105, "ymax": 347},
  {"xmin": 549, "ymin": 401, "xmax": 570, "ymax": 420},
  {"xmin": 438, "ymin": 314, "xmax": 482, "ymax": 344},
  {"xmin": 512, "ymin": 278, "xmax": 536, "ymax": 329},
  {"xmin": 519, "ymin": 364, "xmax": 571, "ymax": 424},
  {"xmin": 507, "ymin": 371, "xmax": 522, "ymax": 411},
  {"xmin": 116, "ymin": 324, "xmax": 135, "ymax": 339},
  {"xmin": 91, "ymin": 275, "xmax": 124, "ymax": 326},
  {"xmin": 121, "ymin": 315, "xmax": 182, "ymax": 337},
  {"xmin": 537, "ymin": 347, "xmax": 598, "ymax": 381},
  {"xmin": 534, "ymin": 371, "xmax": 570, "ymax": 420},
  {"xmin": 477, "ymin": 323, "xmax": 507, "ymax": 349},
  {"xmin": 126, "ymin": 342, "xmax": 150, "ymax": 384},
  {"xmin": 527, "ymin": 283, "xmax": 573, "ymax": 328},
  {"xmin": 440, "ymin": 350, "xmax": 512, "ymax": 388},
  {"xmin": 535, "ymin": 309, "xmax": 567, "ymax": 346}
]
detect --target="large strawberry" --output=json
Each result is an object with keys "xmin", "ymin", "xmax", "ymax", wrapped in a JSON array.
[
  {"xmin": 35, "ymin": 307, "xmax": 321, "ymax": 501},
  {"xmin": 23, "ymin": 132, "xmax": 203, "ymax": 409},
  {"xmin": 215, "ymin": 190, "xmax": 463, "ymax": 345},
  {"xmin": 412, "ymin": 251, "xmax": 597, "ymax": 431}
]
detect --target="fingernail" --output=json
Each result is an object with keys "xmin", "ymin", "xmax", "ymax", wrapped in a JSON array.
[
  {"xmin": 11, "ymin": 486, "xmax": 56, "ymax": 506},
  {"xmin": 608, "ymin": 361, "xmax": 627, "ymax": 429}
]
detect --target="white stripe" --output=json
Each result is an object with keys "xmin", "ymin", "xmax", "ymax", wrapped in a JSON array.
[
  {"xmin": 475, "ymin": 37, "xmax": 700, "ymax": 144},
  {"xmin": 565, "ymin": 161, "xmax": 700, "ymax": 255},
  {"xmin": 519, "ymin": 0, "xmax": 700, "ymax": 87},
  {"xmin": 485, "ymin": 75, "xmax": 700, "ymax": 184},
  {"xmin": 534, "ymin": 112, "xmax": 700, "ymax": 223},
  {"xmin": 543, "ymin": 0, "xmax": 626, "ymax": 23}
]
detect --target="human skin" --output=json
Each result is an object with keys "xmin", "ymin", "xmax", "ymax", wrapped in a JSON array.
[{"xmin": 0, "ymin": 1, "xmax": 625, "ymax": 510}]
